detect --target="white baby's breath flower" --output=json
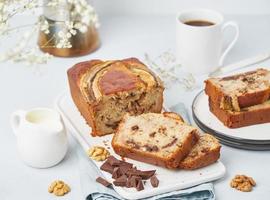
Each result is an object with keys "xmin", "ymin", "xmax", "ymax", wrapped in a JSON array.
[{"xmin": 39, "ymin": 17, "xmax": 50, "ymax": 34}]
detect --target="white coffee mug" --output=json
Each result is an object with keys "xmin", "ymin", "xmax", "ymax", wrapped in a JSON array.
[
  {"xmin": 10, "ymin": 108, "xmax": 68, "ymax": 168},
  {"xmin": 176, "ymin": 9, "xmax": 239, "ymax": 75}
]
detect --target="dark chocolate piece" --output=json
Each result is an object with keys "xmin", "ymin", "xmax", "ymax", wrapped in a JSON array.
[
  {"xmin": 126, "ymin": 177, "xmax": 132, "ymax": 188},
  {"xmin": 126, "ymin": 169, "xmax": 156, "ymax": 180},
  {"xmin": 149, "ymin": 131, "xmax": 156, "ymax": 137},
  {"xmin": 131, "ymin": 125, "xmax": 139, "ymax": 131},
  {"xmin": 100, "ymin": 162, "xmax": 114, "ymax": 174},
  {"xmin": 112, "ymin": 167, "xmax": 121, "ymax": 179},
  {"xmin": 107, "ymin": 156, "xmax": 122, "ymax": 166},
  {"xmin": 119, "ymin": 164, "xmax": 132, "ymax": 175},
  {"xmin": 162, "ymin": 138, "xmax": 177, "ymax": 148},
  {"xmin": 143, "ymin": 144, "xmax": 159, "ymax": 152},
  {"xmin": 136, "ymin": 179, "xmax": 144, "ymax": 191},
  {"xmin": 126, "ymin": 139, "xmax": 140, "ymax": 149},
  {"xmin": 130, "ymin": 176, "xmax": 142, "ymax": 188},
  {"xmin": 96, "ymin": 177, "xmax": 111, "ymax": 187},
  {"xmin": 150, "ymin": 175, "xmax": 159, "ymax": 187},
  {"xmin": 113, "ymin": 175, "xmax": 127, "ymax": 187},
  {"xmin": 120, "ymin": 161, "xmax": 133, "ymax": 168}
]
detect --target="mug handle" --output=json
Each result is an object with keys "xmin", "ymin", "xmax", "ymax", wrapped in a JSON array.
[
  {"xmin": 219, "ymin": 21, "xmax": 239, "ymax": 66},
  {"xmin": 10, "ymin": 110, "xmax": 26, "ymax": 136}
]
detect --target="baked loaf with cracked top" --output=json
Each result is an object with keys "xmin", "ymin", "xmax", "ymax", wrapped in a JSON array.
[
  {"xmin": 112, "ymin": 112, "xmax": 199, "ymax": 169},
  {"xmin": 67, "ymin": 58, "xmax": 164, "ymax": 136},
  {"xmin": 205, "ymin": 68, "xmax": 270, "ymax": 111}
]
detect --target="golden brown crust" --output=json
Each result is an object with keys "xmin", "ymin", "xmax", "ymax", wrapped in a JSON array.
[
  {"xmin": 163, "ymin": 112, "xmax": 184, "ymax": 122},
  {"xmin": 112, "ymin": 113, "xmax": 199, "ymax": 169},
  {"xmin": 67, "ymin": 60, "xmax": 102, "ymax": 136},
  {"xmin": 209, "ymin": 98, "xmax": 270, "ymax": 128},
  {"xmin": 98, "ymin": 63, "xmax": 142, "ymax": 95}
]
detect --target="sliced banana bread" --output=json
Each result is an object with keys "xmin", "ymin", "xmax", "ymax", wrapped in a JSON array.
[
  {"xmin": 112, "ymin": 112, "xmax": 199, "ymax": 169},
  {"xmin": 209, "ymin": 98, "xmax": 270, "ymax": 128},
  {"xmin": 67, "ymin": 58, "xmax": 164, "ymax": 136},
  {"xmin": 205, "ymin": 68, "xmax": 270, "ymax": 111},
  {"xmin": 179, "ymin": 134, "xmax": 221, "ymax": 170}
]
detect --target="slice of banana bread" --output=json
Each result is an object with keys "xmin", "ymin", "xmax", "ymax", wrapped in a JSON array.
[
  {"xmin": 209, "ymin": 98, "xmax": 270, "ymax": 128},
  {"xmin": 179, "ymin": 134, "xmax": 221, "ymax": 170},
  {"xmin": 112, "ymin": 112, "xmax": 199, "ymax": 169},
  {"xmin": 205, "ymin": 68, "xmax": 270, "ymax": 111}
]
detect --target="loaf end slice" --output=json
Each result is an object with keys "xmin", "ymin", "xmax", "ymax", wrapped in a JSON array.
[
  {"xmin": 112, "ymin": 112, "xmax": 199, "ymax": 169},
  {"xmin": 179, "ymin": 134, "xmax": 221, "ymax": 170}
]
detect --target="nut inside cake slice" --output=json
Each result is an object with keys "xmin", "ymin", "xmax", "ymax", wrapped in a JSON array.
[{"xmin": 112, "ymin": 112, "xmax": 199, "ymax": 169}]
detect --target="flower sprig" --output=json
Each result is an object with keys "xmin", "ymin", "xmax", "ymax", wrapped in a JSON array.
[
  {"xmin": 0, "ymin": 0, "xmax": 99, "ymax": 65},
  {"xmin": 144, "ymin": 51, "xmax": 197, "ymax": 91}
]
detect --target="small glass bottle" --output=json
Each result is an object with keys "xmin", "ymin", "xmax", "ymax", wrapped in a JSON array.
[{"xmin": 38, "ymin": 0, "xmax": 100, "ymax": 57}]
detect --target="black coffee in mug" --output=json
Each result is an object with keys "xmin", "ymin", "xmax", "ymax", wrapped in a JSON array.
[{"xmin": 184, "ymin": 20, "xmax": 215, "ymax": 26}]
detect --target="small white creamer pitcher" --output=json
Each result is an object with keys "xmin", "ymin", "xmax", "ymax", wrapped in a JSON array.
[{"xmin": 10, "ymin": 108, "xmax": 68, "ymax": 168}]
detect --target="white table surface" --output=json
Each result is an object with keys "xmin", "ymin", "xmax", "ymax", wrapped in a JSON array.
[{"xmin": 1, "ymin": 12, "xmax": 270, "ymax": 200}]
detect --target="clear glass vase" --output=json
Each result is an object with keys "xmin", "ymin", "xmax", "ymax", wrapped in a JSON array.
[{"xmin": 38, "ymin": 0, "xmax": 100, "ymax": 57}]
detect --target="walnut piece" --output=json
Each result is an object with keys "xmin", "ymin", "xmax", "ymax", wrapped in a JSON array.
[
  {"xmin": 88, "ymin": 146, "xmax": 110, "ymax": 161},
  {"xmin": 48, "ymin": 180, "xmax": 70, "ymax": 196},
  {"xmin": 230, "ymin": 175, "xmax": 256, "ymax": 192}
]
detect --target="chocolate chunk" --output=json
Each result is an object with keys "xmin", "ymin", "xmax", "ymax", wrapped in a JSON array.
[
  {"xmin": 112, "ymin": 167, "xmax": 121, "ymax": 179},
  {"xmin": 107, "ymin": 156, "xmax": 121, "ymax": 166},
  {"xmin": 136, "ymin": 179, "xmax": 144, "ymax": 191},
  {"xmin": 130, "ymin": 176, "xmax": 142, "ymax": 188},
  {"xmin": 138, "ymin": 170, "xmax": 156, "ymax": 179},
  {"xmin": 126, "ymin": 139, "xmax": 140, "ymax": 149},
  {"xmin": 149, "ymin": 131, "xmax": 156, "ymax": 137},
  {"xmin": 126, "ymin": 169, "xmax": 156, "ymax": 180},
  {"xmin": 150, "ymin": 175, "xmax": 159, "ymax": 188},
  {"xmin": 96, "ymin": 177, "xmax": 111, "ymax": 187},
  {"xmin": 126, "ymin": 177, "xmax": 132, "ymax": 188},
  {"xmin": 158, "ymin": 126, "xmax": 167, "ymax": 135},
  {"xmin": 119, "ymin": 164, "xmax": 133, "ymax": 175},
  {"xmin": 100, "ymin": 162, "xmax": 114, "ymax": 174},
  {"xmin": 131, "ymin": 125, "xmax": 139, "ymax": 131},
  {"xmin": 162, "ymin": 138, "xmax": 177, "ymax": 148},
  {"xmin": 113, "ymin": 175, "xmax": 127, "ymax": 187},
  {"xmin": 143, "ymin": 144, "xmax": 159, "ymax": 152}
]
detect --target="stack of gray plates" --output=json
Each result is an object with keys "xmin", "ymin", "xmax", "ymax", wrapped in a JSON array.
[{"xmin": 192, "ymin": 91, "xmax": 270, "ymax": 151}]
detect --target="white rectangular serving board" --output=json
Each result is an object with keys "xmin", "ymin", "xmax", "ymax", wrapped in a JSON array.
[{"xmin": 55, "ymin": 91, "xmax": 226, "ymax": 200}]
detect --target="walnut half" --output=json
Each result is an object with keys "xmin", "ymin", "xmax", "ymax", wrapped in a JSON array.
[
  {"xmin": 88, "ymin": 146, "xmax": 110, "ymax": 161},
  {"xmin": 230, "ymin": 175, "xmax": 256, "ymax": 192},
  {"xmin": 48, "ymin": 180, "xmax": 70, "ymax": 196}
]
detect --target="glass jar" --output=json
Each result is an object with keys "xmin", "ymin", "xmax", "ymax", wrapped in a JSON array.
[{"xmin": 38, "ymin": 0, "xmax": 100, "ymax": 57}]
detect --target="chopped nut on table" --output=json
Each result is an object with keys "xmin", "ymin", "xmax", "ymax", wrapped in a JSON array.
[
  {"xmin": 88, "ymin": 146, "xmax": 110, "ymax": 161},
  {"xmin": 48, "ymin": 180, "xmax": 70, "ymax": 196},
  {"xmin": 230, "ymin": 175, "xmax": 256, "ymax": 192}
]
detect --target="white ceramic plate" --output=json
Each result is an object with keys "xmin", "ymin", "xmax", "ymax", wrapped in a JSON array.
[
  {"xmin": 193, "ymin": 90, "xmax": 270, "ymax": 144},
  {"xmin": 55, "ymin": 91, "xmax": 226, "ymax": 200}
]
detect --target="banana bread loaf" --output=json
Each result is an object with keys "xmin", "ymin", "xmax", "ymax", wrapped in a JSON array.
[
  {"xmin": 112, "ymin": 112, "xmax": 199, "ymax": 169},
  {"xmin": 205, "ymin": 68, "xmax": 270, "ymax": 111},
  {"xmin": 67, "ymin": 58, "xmax": 164, "ymax": 136}
]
